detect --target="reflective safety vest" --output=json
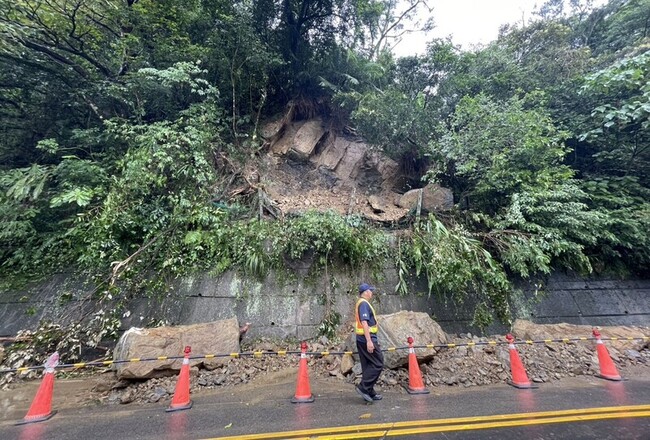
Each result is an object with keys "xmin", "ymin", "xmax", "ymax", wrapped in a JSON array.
[{"xmin": 355, "ymin": 298, "xmax": 378, "ymax": 335}]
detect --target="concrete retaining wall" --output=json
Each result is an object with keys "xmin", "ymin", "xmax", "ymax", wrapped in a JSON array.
[{"xmin": 1, "ymin": 269, "xmax": 649, "ymax": 340}]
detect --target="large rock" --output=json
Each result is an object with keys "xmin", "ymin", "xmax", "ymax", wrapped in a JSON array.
[
  {"xmin": 398, "ymin": 184, "xmax": 454, "ymax": 211},
  {"xmin": 348, "ymin": 311, "xmax": 448, "ymax": 370},
  {"xmin": 260, "ymin": 119, "xmax": 284, "ymax": 140},
  {"xmin": 0, "ymin": 345, "xmax": 4, "ymax": 364},
  {"xmin": 512, "ymin": 319, "xmax": 650, "ymax": 351},
  {"xmin": 271, "ymin": 122, "xmax": 301, "ymax": 155},
  {"xmin": 113, "ymin": 318, "xmax": 241, "ymax": 379},
  {"xmin": 313, "ymin": 136, "xmax": 349, "ymax": 171},
  {"xmin": 378, "ymin": 311, "xmax": 448, "ymax": 369},
  {"xmin": 289, "ymin": 119, "xmax": 325, "ymax": 160}
]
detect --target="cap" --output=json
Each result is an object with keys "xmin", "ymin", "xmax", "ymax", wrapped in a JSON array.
[{"xmin": 358, "ymin": 283, "xmax": 375, "ymax": 294}]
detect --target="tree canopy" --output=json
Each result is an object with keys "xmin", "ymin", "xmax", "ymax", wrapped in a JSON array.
[{"xmin": 1, "ymin": 0, "xmax": 648, "ymax": 339}]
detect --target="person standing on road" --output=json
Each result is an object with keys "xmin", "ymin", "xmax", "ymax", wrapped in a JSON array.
[{"xmin": 355, "ymin": 282, "xmax": 384, "ymax": 402}]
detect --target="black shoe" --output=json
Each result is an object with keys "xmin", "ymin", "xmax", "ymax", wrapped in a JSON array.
[
  {"xmin": 371, "ymin": 393, "xmax": 383, "ymax": 401},
  {"xmin": 355, "ymin": 386, "xmax": 373, "ymax": 402}
]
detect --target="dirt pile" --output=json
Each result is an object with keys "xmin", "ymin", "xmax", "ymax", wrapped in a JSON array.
[{"xmin": 89, "ymin": 333, "xmax": 650, "ymax": 406}]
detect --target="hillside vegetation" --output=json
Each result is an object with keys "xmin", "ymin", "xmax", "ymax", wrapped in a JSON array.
[{"xmin": 0, "ymin": 0, "xmax": 648, "ymax": 346}]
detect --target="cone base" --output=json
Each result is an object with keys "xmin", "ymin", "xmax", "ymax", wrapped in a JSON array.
[
  {"xmin": 291, "ymin": 395, "xmax": 315, "ymax": 403},
  {"xmin": 406, "ymin": 387, "xmax": 430, "ymax": 394},
  {"xmin": 166, "ymin": 400, "xmax": 193, "ymax": 412},
  {"xmin": 507, "ymin": 381, "xmax": 539, "ymax": 389},
  {"xmin": 595, "ymin": 373, "xmax": 624, "ymax": 382},
  {"xmin": 15, "ymin": 410, "xmax": 58, "ymax": 425}
]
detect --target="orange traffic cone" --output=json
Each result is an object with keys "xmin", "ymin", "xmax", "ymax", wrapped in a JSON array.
[
  {"xmin": 16, "ymin": 352, "xmax": 60, "ymax": 425},
  {"xmin": 505, "ymin": 334, "xmax": 537, "ymax": 389},
  {"xmin": 291, "ymin": 341, "xmax": 314, "ymax": 403},
  {"xmin": 593, "ymin": 329, "xmax": 622, "ymax": 381},
  {"xmin": 166, "ymin": 346, "xmax": 193, "ymax": 412},
  {"xmin": 406, "ymin": 336, "xmax": 430, "ymax": 394}
]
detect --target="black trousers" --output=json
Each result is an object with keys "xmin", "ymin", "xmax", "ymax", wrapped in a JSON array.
[{"xmin": 356, "ymin": 338, "xmax": 384, "ymax": 395}]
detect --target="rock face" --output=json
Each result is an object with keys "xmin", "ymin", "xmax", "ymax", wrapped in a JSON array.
[
  {"xmin": 113, "ymin": 318, "xmax": 241, "ymax": 379},
  {"xmin": 262, "ymin": 118, "xmax": 454, "ymax": 223},
  {"xmin": 512, "ymin": 319, "xmax": 650, "ymax": 351},
  {"xmin": 289, "ymin": 119, "xmax": 326, "ymax": 160}
]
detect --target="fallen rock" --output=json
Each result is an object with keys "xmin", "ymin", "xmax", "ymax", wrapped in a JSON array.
[
  {"xmin": 397, "ymin": 184, "xmax": 454, "ymax": 212},
  {"xmin": 377, "ymin": 311, "xmax": 448, "ymax": 369},
  {"xmin": 113, "ymin": 318, "xmax": 241, "ymax": 379},
  {"xmin": 512, "ymin": 320, "xmax": 650, "ymax": 351},
  {"xmin": 340, "ymin": 353, "xmax": 354, "ymax": 375}
]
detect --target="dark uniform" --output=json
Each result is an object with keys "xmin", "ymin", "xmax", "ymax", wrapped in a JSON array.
[{"xmin": 355, "ymin": 291, "xmax": 384, "ymax": 400}]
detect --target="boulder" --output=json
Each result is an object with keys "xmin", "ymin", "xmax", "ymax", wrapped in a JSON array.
[
  {"xmin": 378, "ymin": 311, "xmax": 448, "ymax": 369},
  {"xmin": 0, "ymin": 345, "xmax": 4, "ymax": 364},
  {"xmin": 348, "ymin": 311, "xmax": 447, "ymax": 370},
  {"xmin": 289, "ymin": 119, "xmax": 325, "ymax": 160},
  {"xmin": 367, "ymin": 195, "xmax": 387, "ymax": 213},
  {"xmin": 512, "ymin": 319, "xmax": 650, "ymax": 352},
  {"xmin": 397, "ymin": 184, "xmax": 454, "ymax": 211},
  {"xmin": 113, "ymin": 318, "xmax": 241, "ymax": 380},
  {"xmin": 260, "ymin": 119, "xmax": 284, "ymax": 140}
]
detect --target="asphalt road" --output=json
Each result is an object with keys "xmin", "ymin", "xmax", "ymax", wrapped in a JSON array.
[{"xmin": 1, "ymin": 374, "xmax": 649, "ymax": 440}]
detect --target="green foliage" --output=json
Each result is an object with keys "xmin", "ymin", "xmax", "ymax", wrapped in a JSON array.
[
  {"xmin": 396, "ymin": 216, "xmax": 512, "ymax": 329},
  {"xmin": 579, "ymin": 51, "xmax": 650, "ymax": 184},
  {"xmin": 1, "ymin": 0, "xmax": 649, "ymax": 345},
  {"xmin": 435, "ymin": 94, "xmax": 573, "ymax": 213},
  {"xmin": 490, "ymin": 182, "xmax": 611, "ymax": 275},
  {"xmin": 279, "ymin": 211, "xmax": 388, "ymax": 270}
]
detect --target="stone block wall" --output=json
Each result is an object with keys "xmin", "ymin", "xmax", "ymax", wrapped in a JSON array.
[{"xmin": 1, "ymin": 270, "xmax": 649, "ymax": 340}]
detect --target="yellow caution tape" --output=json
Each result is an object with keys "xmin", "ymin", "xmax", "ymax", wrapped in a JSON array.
[
  {"xmin": 130, "ymin": 358, "xmax": 141, "ymax": 362},
  {"xmin": 157, "ymin": 356, "xmax": 168, "ymax": 360},
  {"xmin": 205, "ymin": 354, "xmax": 215, "ymax": 359}
]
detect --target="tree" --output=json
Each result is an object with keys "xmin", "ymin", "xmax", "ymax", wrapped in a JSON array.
[{"xmin": 434, "ymin": 94, "xmax": 572, "ymax": 213}]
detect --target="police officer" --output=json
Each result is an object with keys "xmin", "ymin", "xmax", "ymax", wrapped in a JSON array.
[{"xmin": 355, "ymin": 282, "xmax": 384, "ymax": 402}]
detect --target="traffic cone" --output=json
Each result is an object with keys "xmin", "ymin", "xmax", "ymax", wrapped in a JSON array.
[
  {"xmin": 406, "ymin": 336, "xmax": 429, "ymax": 394},
  {"xmin": 166, "ymin": 346, "xmax": 193, "ymax": 412},
  {"xmin": 593, "ymin": 329, "xmax": 622, "ymax": 381},
  {"xmin": 16, "ymin": 352, "xmax": 60, "ymax": 425},
  {"xmin": 505, "ymin": 334, "xmax": 537, "ymax": 389},
  {"xmin": 291, "ymin": 341, "xmax": 314, "ymax": 403}
]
